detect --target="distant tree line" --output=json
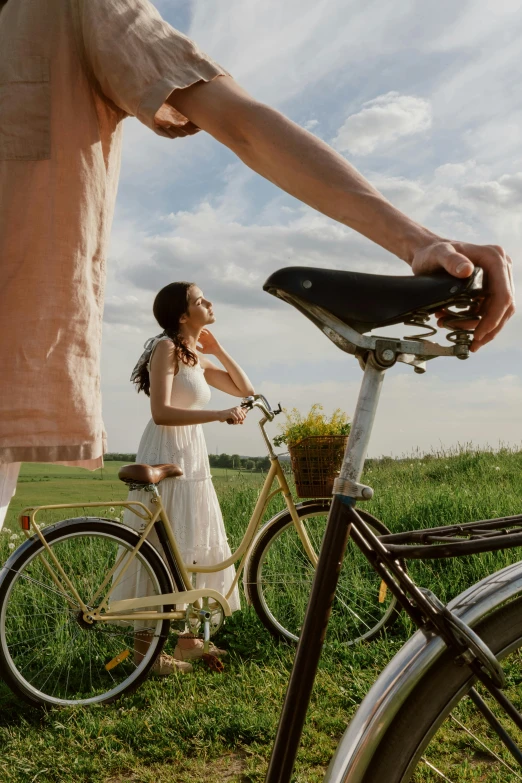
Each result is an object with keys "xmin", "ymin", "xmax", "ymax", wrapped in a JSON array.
[
  {"xmin": 208, "ymin": 454, "xmax": 271, "ymax": 472},
  {"xmin": 104, "ymin": 452, "xmax": 274, "ymax": 472}
]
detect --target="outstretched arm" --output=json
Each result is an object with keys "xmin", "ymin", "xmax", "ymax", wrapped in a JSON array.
[{"xmin": 167, "ymin": 76, "xmax": 514, "ymax": 351}]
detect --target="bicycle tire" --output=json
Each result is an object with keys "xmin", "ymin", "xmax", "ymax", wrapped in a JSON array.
[
  {"xmin": 245, "ymin": 502, "xmax": 401, "ymax": 645},
  {"xmin": 0, "ymin": 517, "xmax": 176, "ymax": 707},
  {"xmin": 345, "ymin": 594, "xmax": 522, "ymax": 782}
]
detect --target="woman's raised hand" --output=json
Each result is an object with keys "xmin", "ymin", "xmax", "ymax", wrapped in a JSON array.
[
  {"xmin": 218, "ymin": 406, "xmax": 247, "ymax": 425},
  {"xmin": 198, "ymin": 329, "xmax": 221, "ymax": 355}
]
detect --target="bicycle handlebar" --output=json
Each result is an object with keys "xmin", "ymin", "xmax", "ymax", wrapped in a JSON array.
[{"xmin": 241, "ymin": 394, "xmax": 282, "ymax": 422}]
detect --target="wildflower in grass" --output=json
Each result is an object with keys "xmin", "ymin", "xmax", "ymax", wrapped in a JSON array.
[
  {"xmin": 8, "ymin": 543, "xmax": 15, "ymax": 550},
  {"xmin": 495, "ymin": 466, "xmax": 500, "ymax": 471},
  {"xmin": 109, "ymin": 507, "xmax": 115, "ymax": 513},
  {"xmin": 10, "ymin": 533, "xmax": 18, "ymax": 540}
]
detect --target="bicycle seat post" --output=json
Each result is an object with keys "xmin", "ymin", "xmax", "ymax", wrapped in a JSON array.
[{"xmin": 335, "ymin": 356, "xmax": 385, "ymax": 490}]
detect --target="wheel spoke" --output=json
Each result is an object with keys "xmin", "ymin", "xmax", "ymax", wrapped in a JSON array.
[
  {"xmin": 0, "ymin": 523, "xmax": 169, "ymax": 706},
  {"xmin": 420, "ymin": 758, "xmax": 455, "ymax": 782},
  {"xmin": 250, "ymin": 507, "xmax": 398, "ymax": 645},
  {"xmin": 449, "ymin": 713, "xmax": 522, "ymax": 778}
]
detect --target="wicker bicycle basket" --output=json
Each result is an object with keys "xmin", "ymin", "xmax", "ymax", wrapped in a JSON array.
[{"xmin": 288, "ymin": 435, "xmax": 348, "ymax": 499}]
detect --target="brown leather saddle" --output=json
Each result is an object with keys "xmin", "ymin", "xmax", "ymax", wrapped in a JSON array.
[{"xmin": 118, "ymin": 463, "xmax": 183, "ymax": 486}]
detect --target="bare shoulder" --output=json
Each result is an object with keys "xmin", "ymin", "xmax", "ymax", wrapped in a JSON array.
[{"xmin": 150, "ymin": 338, "xmax": 177, "ymax": 374}]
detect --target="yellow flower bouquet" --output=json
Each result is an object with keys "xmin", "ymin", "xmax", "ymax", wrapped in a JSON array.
[{"xmin": 274, "ymin": 404, "xmax": 351, "ymax": 498}]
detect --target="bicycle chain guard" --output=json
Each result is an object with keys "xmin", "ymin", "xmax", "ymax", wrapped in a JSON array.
[{"xmin": 418, "ymin": 588, "xmax": 505, "ymax": 688}]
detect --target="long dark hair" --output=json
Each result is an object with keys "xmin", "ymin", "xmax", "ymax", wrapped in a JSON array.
[{"xmin": 133, "ymin": 281, "xmax": 198, "ymax": 396}]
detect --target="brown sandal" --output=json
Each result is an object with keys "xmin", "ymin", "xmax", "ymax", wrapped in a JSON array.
[
  {"xmin": 174, "ymin": 635, "xmax": 228, "ymax": 662},
  {"xmin": 152, "ymin": 653, "xmax": 193, "ymax": 675}
]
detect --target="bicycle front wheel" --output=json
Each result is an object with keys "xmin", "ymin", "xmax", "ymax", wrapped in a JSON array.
[
  {"xmin": 245, "ymin": 502, "xmax": 400, "ymax": 645},
  {"xmin": 337, "ymin": 594, "xmax": 522, "ymax": 782},
  {"xmin": 0, "ymin": 518, "xmax": 174, "ymax": 707}
]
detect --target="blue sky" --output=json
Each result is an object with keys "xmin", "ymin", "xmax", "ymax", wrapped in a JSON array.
[{"xmin": 101, "ymin": 0, "xmax": 522, "ymax": 458}]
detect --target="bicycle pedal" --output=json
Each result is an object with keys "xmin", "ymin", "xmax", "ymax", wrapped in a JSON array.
[{"xmin": 202, "ymin": 653, "xmax": 225, "ymax": 673}]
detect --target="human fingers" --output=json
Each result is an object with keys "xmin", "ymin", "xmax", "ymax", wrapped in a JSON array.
[
  {"xmin": 435, "ymin": 306, "xmax": 481, "ymax": 331},
  {"xmin": 220, "ymin": 408, "xmax": 237, "ymax": 423},
  {"xmin": 425, "ymin": 242, "xmax": 514, "ymax": 348},
  {"xmin": 197, "ymin": 330, "xmax": 213, "ymax": 351},
  {"xmin": 453, "ymin": 244, "xmax": 515, "ymax": 348},
  {"xmin": 469, "ymin": 259, "xmax": 514, "ymax": 351},
  {"xmin": 436, "ymin": 315, "xmax": 481, "ymax": 331},
  {"xmin": 470, "ymin": 317, "xmax": 511, "ymax": 351},
  {"xmin": 225, "ymin": 406, "xmax": 246, "ymax": 424},
  {"xmin": 411, "ymin": 241, "xmax": 475, "ymax": 278}
]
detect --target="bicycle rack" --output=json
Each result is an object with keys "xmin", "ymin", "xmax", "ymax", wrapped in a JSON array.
[{"xmin": 379, "ymin": 514, "xmax": 522, "ymax": 559}]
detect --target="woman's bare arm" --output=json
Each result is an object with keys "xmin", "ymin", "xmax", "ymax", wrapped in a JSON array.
[
  {"xmin": 149, "ymin": 340, "xmax": 245, "ymax": 425},
  {"xmin": 198, "ymin": 330, "xmax": 255, "ymax": 397}
]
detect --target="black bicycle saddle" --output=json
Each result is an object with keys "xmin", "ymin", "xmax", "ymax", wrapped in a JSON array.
[{"xmin": 263, "ymin": 266, "xmax": 483, "ymax": 335}]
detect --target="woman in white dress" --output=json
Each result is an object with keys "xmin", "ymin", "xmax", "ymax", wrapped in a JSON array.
[{"xmin": 117, "ymin": 281, "xmax": 254, "ymax": 674}]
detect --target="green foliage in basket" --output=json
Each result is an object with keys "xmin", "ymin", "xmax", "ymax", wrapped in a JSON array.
[{"xmin": 273, "ymin": 403, "xmax": 351, "ymax": 448}]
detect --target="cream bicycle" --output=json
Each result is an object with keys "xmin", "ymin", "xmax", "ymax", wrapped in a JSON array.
[{"xmin": 0, "ymin": 394, "xmax": 394, "ymax": 707}]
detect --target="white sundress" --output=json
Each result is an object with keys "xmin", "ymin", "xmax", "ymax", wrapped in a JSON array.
[{"xmin": 112, "ymin": 336, "xmax": 241, "ymax": 613}]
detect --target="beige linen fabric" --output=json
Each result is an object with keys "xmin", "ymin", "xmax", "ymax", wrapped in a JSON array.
[{"xmin": 0, "ymin": 0, "xmax": 228, "ymax": 468}]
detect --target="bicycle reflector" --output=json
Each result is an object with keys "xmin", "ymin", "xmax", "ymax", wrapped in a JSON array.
[
  {"xmin": 20, "ymin": 516, "xmax": 31, "ymax": 531},
  {"xmin": 105, "ymin": 650, "xmax": 130, "ymax": 671}
]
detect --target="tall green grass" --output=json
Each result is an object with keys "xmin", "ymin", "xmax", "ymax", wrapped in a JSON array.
[{"xmin": 0, "ymin": 448, "xmax": 520, "ymax": 782}]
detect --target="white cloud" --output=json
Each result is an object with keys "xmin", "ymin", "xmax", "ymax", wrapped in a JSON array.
[
  {"xmin": 332, "ymin": 92, "xmax": 432, "ymax": 156},
  {"xmin": 463, "ymin": 115, "xmax": 522, "ymax": 170},
  {"xmin": 99, "ymin": 0, "xmax": 522, "ymax": 458},
  {"xmin": 429, "ymin": 22, "xmax": 522, "ymax": 139},
  {"xmin": 461, "ymin": 174, "xmax": 522, "ymax": 210},
  {"xmin": 117, "ymin": 198, "xmax": 397, "ymax": 314},
  {"xmin": 187, "ymin": 0, "xmax": 420, "ymax": 106},
  {"xmin": 428, "ymin": 0, "xmax": 522, "ymax": 52},
  {"xmin": 371, "ymin": 164, "xmax": 522, "ymax": 248}
]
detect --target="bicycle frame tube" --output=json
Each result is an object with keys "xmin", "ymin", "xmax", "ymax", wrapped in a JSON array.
[
  {"xmin": 17, "ymin": 449, "xmax": 312, "ymax": 617},
  {"xmin": 17, "ymin": 416, "xmax": 320, "ymax": 626},
  {"xmin": 188, "ymin": 456, "xmax": 318, "ymax": 575},
  {"xmin": 18, "ymin": 500, "xmax": 155, "ymax": 612},
  {"xmin": 266, "ymin": 360, "xmax": 386, "ymax": 783},
  {"xmin": 189, "ymin": 458, "xmax": 282, "ymax": 575}
]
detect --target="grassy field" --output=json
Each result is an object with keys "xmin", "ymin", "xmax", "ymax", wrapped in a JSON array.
[{"xmin": 0, "ymin": 449, "xmax": 521, "ymax": 782}]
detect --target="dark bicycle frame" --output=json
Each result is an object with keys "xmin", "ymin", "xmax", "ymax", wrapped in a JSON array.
[{"xmin": 263, "ymin": 336, "xmax": 522, "ymax": 782}]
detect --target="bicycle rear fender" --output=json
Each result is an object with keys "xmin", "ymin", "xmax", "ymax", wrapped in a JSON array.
[{"xmin": 324, "ymin": 559, "xmax": 522, "ymax": 783}]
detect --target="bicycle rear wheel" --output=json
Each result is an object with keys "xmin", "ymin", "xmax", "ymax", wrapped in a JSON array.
[
  {"xmin": 0, "ymin": 518, "xmax": 174, "ymax": 707},
  {"xmin": 245, "ymin": 502, "xmax": 400, "ymax": 645},
  {"xmin": 335, "ymin": 595, "xmax": 522, "ymax": 782}
]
